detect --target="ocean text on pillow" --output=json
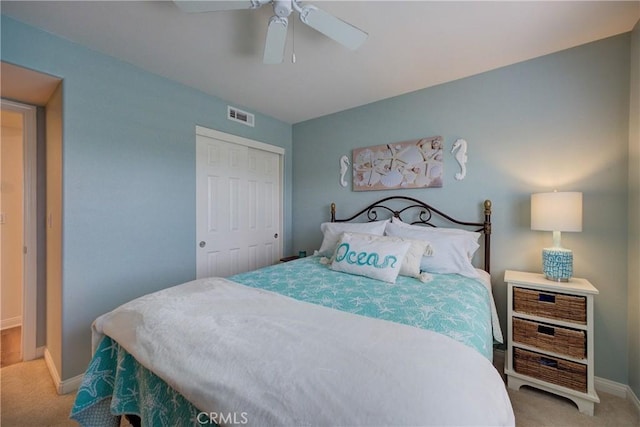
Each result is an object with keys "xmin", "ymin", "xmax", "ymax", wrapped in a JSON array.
[{"xmin": 334, "ymin": 243, "xmax": 400, "ymax": 269}]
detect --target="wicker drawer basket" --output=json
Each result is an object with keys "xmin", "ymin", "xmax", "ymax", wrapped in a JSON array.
[
  {"xmin": 514, "ymin": 348, "xmax": 587, "ymax": 393},
  {"xmin": 513, "ymin": 317, "xmax": 586, "ymax": 359},
  {"xmin": 513, "ymin": 287, "xmax": 586, "ymax": 324}
]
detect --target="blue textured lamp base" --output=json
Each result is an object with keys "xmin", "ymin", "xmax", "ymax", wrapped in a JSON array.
[{"xmin": 542, "ymin": 248, "xmax": 573, "ymax": 282}]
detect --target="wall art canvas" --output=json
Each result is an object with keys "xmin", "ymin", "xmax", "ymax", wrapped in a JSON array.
[{"xmin": 353, "ymin": 136, "xmax": 443, "ymax": 191}]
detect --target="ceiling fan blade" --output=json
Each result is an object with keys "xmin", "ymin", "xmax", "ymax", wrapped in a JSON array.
[
  {"xmin": 263, "ymin": 16, "xmax": 288, "ymax": 64},
  {"xmin": 174, "ymin": 0, "xmax": 261, "ymax": 13},
  {"xmin": 299, "ymin": 5, "xmax": 367, "ymax": 51}
]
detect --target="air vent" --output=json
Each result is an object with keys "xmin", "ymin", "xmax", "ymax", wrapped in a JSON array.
[{"xmin": 227, "ymin": 106, "xmax": 255, "ymax": 127}]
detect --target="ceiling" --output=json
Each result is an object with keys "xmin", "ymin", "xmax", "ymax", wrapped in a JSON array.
[{"xmin": 2, "ymin": 1, "xmax": 638, "ymax": 124}]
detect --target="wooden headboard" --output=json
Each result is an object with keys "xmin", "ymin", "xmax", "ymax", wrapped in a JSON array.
[{"xmin": 330, "ymin": 196, "xmax": 492, "ymax": 273}]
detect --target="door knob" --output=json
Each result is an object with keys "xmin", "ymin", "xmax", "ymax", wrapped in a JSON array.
[
  {"xmin": 274, "ymin": 233, "xmax": 278, "ymax": 239},
  {"xmin": 199, "ymin": 241, "xmax": 206, "ymax": 248}
]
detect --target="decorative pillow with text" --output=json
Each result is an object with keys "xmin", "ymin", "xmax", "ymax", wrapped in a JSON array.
[
  {"xmin": 330, "ymin": 232, "xmax": 411, "ymax": 283},
  {"xmin": 347, "ymin": 232, "xmax": 433, "ymax": 279}
]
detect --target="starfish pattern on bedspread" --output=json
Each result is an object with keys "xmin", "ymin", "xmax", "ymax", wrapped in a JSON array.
[
  {"xmin": 71, "ymin": 337, "xmax": 205, "ymax": 427},
  {"xmin": 231, "ymin": 256, "xmax": 493, "ymax": 359}
]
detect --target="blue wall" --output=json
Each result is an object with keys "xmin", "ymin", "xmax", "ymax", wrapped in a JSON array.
[
  {"xmin": 292, "ymin": 34, "xmax": 632, "ymax": 384},
  {"xmin": 1, "ymin": 15, "xmax": 292, "ymax": 379}
]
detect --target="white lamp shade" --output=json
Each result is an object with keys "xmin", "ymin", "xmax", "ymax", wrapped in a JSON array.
[{"xmin": 531, "ymin": 192, "xmax": 583, "ymax": 232}]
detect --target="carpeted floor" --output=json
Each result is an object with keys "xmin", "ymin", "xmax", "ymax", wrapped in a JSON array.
[
  {"xmin": 1, "ymin": 357, "xmax": 638, "ymax": 426},
  {"xmin": 1, "ymin": 358, "xmax": 78, "ymax": 426},
  {"xmin": 508, "ymin": 386, "xmax": 639, "ymax": 426}
]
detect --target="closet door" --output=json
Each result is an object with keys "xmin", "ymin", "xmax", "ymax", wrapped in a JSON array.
[{"xmin": 196, "ymin": 130, "xmax": 283, "ymax": 278}]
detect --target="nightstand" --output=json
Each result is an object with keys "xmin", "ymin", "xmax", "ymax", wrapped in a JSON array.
[
  {"xmin": 279, "ymin": 255, "xmax": 300, "ymax": 263},
  {"xmin": 504, "ymin": 270, "xmax": 599, "ymax": 415}
]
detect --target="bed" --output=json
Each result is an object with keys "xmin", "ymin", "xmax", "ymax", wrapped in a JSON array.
[{"xmin": 71, "ymin": 196, "xmax": 514, "ymax": 427}]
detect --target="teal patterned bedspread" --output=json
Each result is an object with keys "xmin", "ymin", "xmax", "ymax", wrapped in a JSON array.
[
  {"xmin": 71, "ymin": 336, "xmax": 202, "ymax": 427},
  {"xmin": 232, "ymin": 256, "xmax": 493, "ymax": 359},
  {"xmin": 71, "ymin": 256, "xmax": 493, "ymax": 426}
]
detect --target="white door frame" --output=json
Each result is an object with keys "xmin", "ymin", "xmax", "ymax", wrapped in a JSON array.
[
  {"xmin": 196, "ymin": 126, "xmax": 285, "ymax": 156},
  {"xmin": 195, "ymin": 125, "xmax": 285, "ymax": 274},
  {"xmin": 1, "ymin": 99, "xmax": 38, "ymax": 361}
]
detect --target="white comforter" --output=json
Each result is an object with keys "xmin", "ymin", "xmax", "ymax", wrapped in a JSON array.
[{"xmin": 93, "ymin": 277, "xmax": 514, "ymax": 427}]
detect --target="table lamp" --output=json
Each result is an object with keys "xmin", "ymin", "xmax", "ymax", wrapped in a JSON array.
[{"xmin": 531, "ymin": 191, "xmax": 583, "ymax": 282}]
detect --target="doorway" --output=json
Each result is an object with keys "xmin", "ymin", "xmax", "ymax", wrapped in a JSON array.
[{"xmin": 0, "ymin": 99, "xmax": 38, "ymax": 365}]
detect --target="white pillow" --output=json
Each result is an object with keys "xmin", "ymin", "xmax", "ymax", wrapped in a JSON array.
[
  {"xmin": 384, "ymin": 221, "xmax": 480, "ymax": 279},
  {"xmin": 347, "ymin": 232, "xmax": 433, "ymax": 278},
  {"xmin": 390, "ymin": 217, "xmax": 480, "ymax": 259},
  {"xmin": 330, "ymin": 232, "xmax": 411, "ymax": 283},
  {"xmin": 317, "ymin": 220, "xmax": 389, "ymax": 257}
]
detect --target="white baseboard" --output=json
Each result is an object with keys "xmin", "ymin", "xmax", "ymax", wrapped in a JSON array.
[
  {"xmin": 629, "ymin": 386, "xmax": 640, "ymax": 416},
  {"xmin": 43, "ymin": 348, "xmax": 61, "ymax": 391},
  {"xmin": 43, "ymin": 348, "xmax": 83, "ymax": 395},
  {"xmin": 1, "ymin": 317, "xmax": 22, "ymax": 330},
  {"xmin": 594, "ymin": 376, "xmax": 640, "ymax": 416},
  {"xmin": 595, "ymin": 376, "xmax": 628, "ymax": 397},
  {"xmin": 60, "ymin": 373, "xmax": 84, "ymax": 395}
]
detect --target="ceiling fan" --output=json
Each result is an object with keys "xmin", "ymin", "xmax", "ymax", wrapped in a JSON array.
[{"xmin": 174, "ymin": 0, "xmax": 368, "ymax": 64}]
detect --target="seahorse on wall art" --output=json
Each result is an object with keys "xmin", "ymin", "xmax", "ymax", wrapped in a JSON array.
[
  {"xmin": 339, "ymin": 155, "xmax": 350, "ymax": 187},
  {"xmin": 451, "ymin": 139, "xmax": 468, "ymax": 181}
]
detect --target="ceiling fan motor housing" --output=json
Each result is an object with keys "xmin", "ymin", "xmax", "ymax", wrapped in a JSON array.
[{"xmin": 273, "ymin": 0, "xmax": 292, "ymax": 17}]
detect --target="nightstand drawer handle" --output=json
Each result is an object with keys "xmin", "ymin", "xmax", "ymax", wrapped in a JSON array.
[
  {"xmin": 537, "ymin": 325, "xmax": 555, "ymax": 336},
  {"xmin": 538, "ymin": 293, "xmax": 556, "ymax": 303},
  {"xmin": 539, "ymin": 357, "xmax": 558, "ymax": 368}
]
